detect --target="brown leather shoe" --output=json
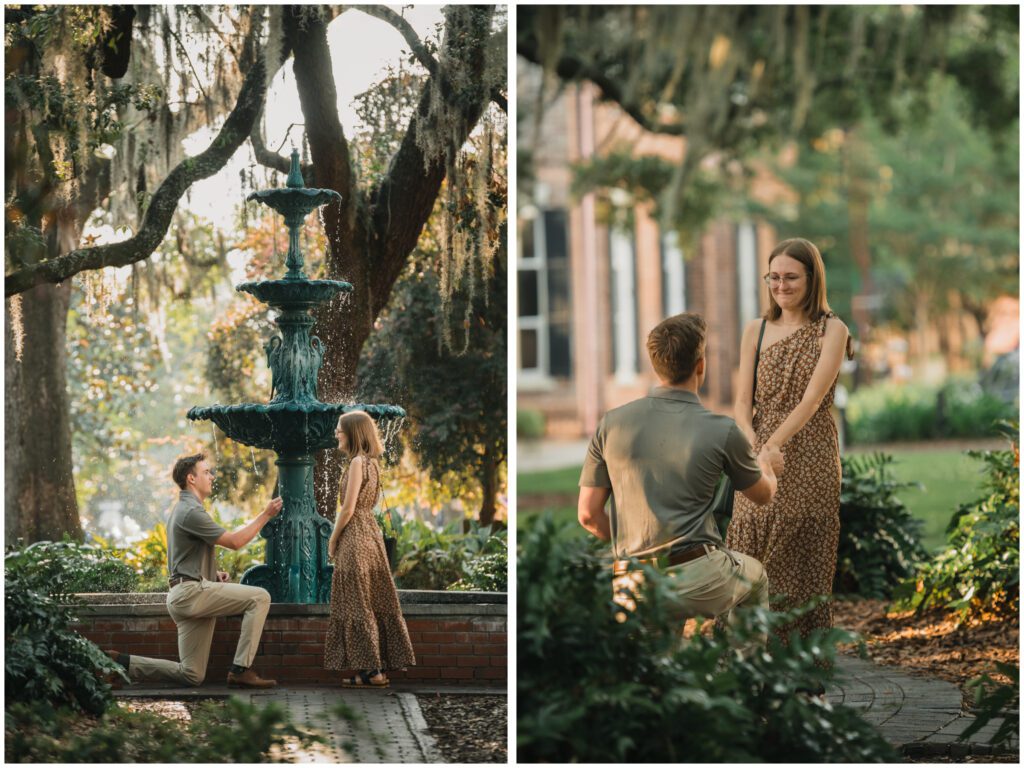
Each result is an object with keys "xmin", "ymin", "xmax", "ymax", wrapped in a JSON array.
[
  {"xmin": 101, "ymin": 650, "xmax": 127, "ymax": 689},
  {"xmin": 227, "ymin": 668, "xmax": 277, "ymax": 689}
]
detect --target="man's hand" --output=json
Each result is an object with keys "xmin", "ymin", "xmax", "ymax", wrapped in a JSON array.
[
  {"xmin": 217, "ymin": 571, "xmax": 230, "ymax": 583},
  {"xmin": 263, "ymin": 497, "xmax": 284, "ymax": 518},
  {"xmin": 759, "ymin": 444, "xmax": 784, "ymax": 477}
]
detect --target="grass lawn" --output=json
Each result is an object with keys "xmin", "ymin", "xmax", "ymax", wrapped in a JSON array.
[
  {"xmin": 518, "ymin": 445, "xmax": 992, "ymax": 552},
  {"xmin": 850, "ymin": 446, "xmax": 990, "ymax": 553}
]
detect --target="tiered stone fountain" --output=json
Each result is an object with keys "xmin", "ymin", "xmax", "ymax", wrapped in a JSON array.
[{"xmin": 188, "ymin": 150, "xmax": 404, "ymax": 604}]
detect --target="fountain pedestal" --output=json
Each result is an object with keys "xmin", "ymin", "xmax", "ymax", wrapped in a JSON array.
[{"xmin": 187, "ymin": 149, "xmax": 404, "ymax": 604}]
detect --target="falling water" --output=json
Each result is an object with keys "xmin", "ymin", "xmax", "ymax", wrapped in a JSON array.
[
  {"xmin": 210, "ymin": 423, "xmax": 220, "ymax": 456},
  {"xmin": 250, "ymin": 446, "xmax": 260, "ymax": 478}
]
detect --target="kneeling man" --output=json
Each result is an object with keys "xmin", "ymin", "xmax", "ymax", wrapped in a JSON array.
[
  {"xmin": 578, "ymin": 313, "xmax": 782, "ymax": 626},
  {"xmin": 106, "ymin": 453, "xmax": 283, "ymax": 688}
]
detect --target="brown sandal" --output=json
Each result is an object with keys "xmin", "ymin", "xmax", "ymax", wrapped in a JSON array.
[{"xmin": 341, "ymin": 669, "xmax": 389, "ymax": 688}]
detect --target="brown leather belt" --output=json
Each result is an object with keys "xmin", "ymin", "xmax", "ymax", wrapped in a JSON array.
[
  {"xmin": 168, "ymin": 576, "xmax": 200, "ymax": 588},
  {"xmin": 613, "ymin": 544, "xmax": 718, "ymax": 577}
]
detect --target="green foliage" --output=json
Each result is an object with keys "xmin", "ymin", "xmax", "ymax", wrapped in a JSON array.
[
  {"xmin": 4, "ymin": 697, "xmax": 321, "ymax": 763},
  {"xmin": 516, "ymin": 408, "xmax": 546, "ymax": 440},
  {"xmin": 962, "ymin": 662, "xmax": 1019, "ymax": 747},
  {"xmin": 449, "ymin": 549, "xmax": 508, "ymax": 592},
  {"xmin": 5, "ymin": 542, "xmax": 127, "ymax": 715},
  {"xmin": 358, "ymin": 251, "xmax": 507, "ymax": 520},
  {"xmin": 834, "ymin": 453, "xmax": 929, "ymax": 598},
  {"xmin": 391, "ymin": 516, "xmax": 507, "ymax": 591},
  {"xmin": 5, "ymin": 538, "xmax": 137, "ymax": 594},
  {"xmin": 846, "ymin": 377, "xmax": 1015, "ymax": 444},
  {"xmin": 893, "ymin": 422, "xmax": 1019, "ymax": 620},
  {"xmin": 517, "ymin": 514, "xmax": 898, "ymax": 763}
]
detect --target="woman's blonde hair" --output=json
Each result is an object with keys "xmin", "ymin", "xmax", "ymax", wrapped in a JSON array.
[
  {"xmin": 764, "ymin": 237, "xmax": 832, "ymax": 322},
  {"xmin": 336, "ymin": 411, "xmax": 384, "ymax": 459}
]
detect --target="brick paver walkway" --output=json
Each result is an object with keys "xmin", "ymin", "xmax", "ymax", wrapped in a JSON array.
[
  {"xmin": 116, "ymin": 684, "xmax": 499, "ymax": 763},
  {"xmin": 831, "ymin": 654, "xmax": 1019, "ymax": 758}
]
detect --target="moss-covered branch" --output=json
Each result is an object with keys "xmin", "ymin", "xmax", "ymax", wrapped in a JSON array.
[{"xmin": 5, "ymin": 56, "xmax": 267, "ymax": 297}]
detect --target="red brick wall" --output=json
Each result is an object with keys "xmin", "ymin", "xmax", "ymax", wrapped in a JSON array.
[{"xmin": 73, "ymin": 609, "xmax": 506, "ymax": 686}]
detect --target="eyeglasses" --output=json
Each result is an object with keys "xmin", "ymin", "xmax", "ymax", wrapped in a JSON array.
[{"xmin": 763, "ymin": 273, "xmax": 806, "ymax": 286}]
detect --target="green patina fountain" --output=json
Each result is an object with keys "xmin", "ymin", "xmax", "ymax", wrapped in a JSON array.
[{"xmin": 188, "ymin": 149, "xmax": 405, "ymax": 604}]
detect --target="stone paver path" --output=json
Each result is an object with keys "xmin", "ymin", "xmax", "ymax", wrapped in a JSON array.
[
  {"xmin": 116, "ymin": 684, "xmax": 494, "ymax": 763},
  {"xmin": 255, "ymin": 688, "xmax": 441, "ymax": 763},
  {"xmin": 831, "ymin": 654, "xmax": 1019, "ymax": 758}
]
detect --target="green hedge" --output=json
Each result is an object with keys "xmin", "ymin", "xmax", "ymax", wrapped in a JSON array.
[
  {"xmin": 517, "ymin": 514, "xmax": 897, "ymax": 763},
  {"xmin": 846, "ymin": 377, "xmax": 1015, "ymax": 444}
]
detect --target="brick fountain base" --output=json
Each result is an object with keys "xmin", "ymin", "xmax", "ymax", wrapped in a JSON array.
[{"xmin": 72, "ymin": 590, "xmax": 506, "ymax": 686}]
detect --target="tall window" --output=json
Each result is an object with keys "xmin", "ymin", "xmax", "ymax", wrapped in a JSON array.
[
  {"xmin": 661, "ymin": 229, "xmax": 687, "ymax": 317},
  {"xmin": 609, "ymin": 223, "xmax": 638, "ymax": 382},
  {"xmin": 518, "ymin": 209, "xmax": 572, "ymax": 380}
]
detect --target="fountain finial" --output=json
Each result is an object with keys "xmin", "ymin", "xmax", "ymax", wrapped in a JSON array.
[{"xmin": 286, "ymin": 148, "xmax": 305, "ymax": 189}]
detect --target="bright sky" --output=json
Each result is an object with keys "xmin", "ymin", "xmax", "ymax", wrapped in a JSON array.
[{"xmin": 184, "ymin": 5, "xmax": 444, "ymax": 231}]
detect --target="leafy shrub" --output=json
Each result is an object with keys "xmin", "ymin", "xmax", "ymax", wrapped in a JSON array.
[
  {"xmin": 5, "ymin": 538, "xmax": 137, "ymax": 594},
  {"xmin": 846, "ymin": 377, "xmax": 1014, "ymax": 444},
  {"xmin": 834, "ymin": 453, "xmax": 929, "ymax": 598},
  {"xmin": 517, "ymin": 514, "xmax": 898, "ymax": 763},
  {"xmin": 5, "ymin": 696, "xmax": 321, "ymax": 762},
  {"xmin": 391, "ymin": 515, "xmax": 507, "ymax": 591},
  {"xmin": 5, "ymin": 545, "xmax": 125, "ymax": 715},
  {"xmin": 517, "ymin": 408, "xmax": 546, "ymax": 439},
  {"xmin": 893, "ymin": 422, "xmax": 1019, "ymax": 620},
  {"xmin": 962, "ymin": 662, "xmax": 1019, "ymax": 747},
  {"xmin": 717, "ymin": 454, "xmax": 928, "ymax": 599},
  {"xmin": 449, "ymin": 549, "xmax": 508, "ymax": 592}
]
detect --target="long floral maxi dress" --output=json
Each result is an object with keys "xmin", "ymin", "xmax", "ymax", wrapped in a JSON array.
[
  {"xmin": 727, "ymin": 312, "xmax": 843, "ymax": 643},
  {"xmin": 325, "ymin": 458, "xmax": 416, "ymax": 672}
]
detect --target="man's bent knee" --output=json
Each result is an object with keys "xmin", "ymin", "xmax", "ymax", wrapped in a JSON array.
[{"xmin": 182, "ymin": 667, "xmax": 205, "ymax": 686}]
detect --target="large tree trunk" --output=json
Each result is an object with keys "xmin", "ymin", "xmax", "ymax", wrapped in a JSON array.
[
  {"xmin": 845, "ymin": 128, "xmax": 874, "ymax": 386},
  {"xmin": 478, "ymin": 447, "xmax": 498, "ymax": 527},
  {"xmin": 5, "ymin": 282, "xmax": 81, "ymax": 543},
  {"xmin": 287, "ymin": 5, "xmax": 496, "ymax": 521}
]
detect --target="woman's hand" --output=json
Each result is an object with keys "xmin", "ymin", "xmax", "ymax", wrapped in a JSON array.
[
  {"xmin": 759, "ymin": 444, "xmax": 784, "ymax": 476},
  {"xmin": 327, "ymin": 531, "xmax": 341, "ymax": 560}
]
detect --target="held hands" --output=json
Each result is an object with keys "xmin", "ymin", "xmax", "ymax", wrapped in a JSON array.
[
  {"xmin": 759, "ymin": 444, "xmax": 784, "ymax": 477},
  {"xmin": 327, "ymin": 531, "xmax": 340, "ymax": 560},
  {"xmin": 263, "ymin": 497, "xmax": 284, "ymax": 519},
  {"xmin": 217, "ymin": 571, "xmax": 230, "ymax": 583}
]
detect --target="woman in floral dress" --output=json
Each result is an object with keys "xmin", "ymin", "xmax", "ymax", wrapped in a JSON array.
[
  {"xmin": 729, "ymin": 238, "xmax": 854, "ymax": 655},
  {"xmin": 324, "ymin": 411, "xmax": 415, "ymax": 687}
]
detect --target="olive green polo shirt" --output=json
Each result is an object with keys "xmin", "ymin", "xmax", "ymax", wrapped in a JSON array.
[
  {"xmin": 579, "ymin": 386, "xmax": 762, "ymax": 559},
  {"xmin": 166, "ymin": 490, "xmax": 227, "ymax": 582}
]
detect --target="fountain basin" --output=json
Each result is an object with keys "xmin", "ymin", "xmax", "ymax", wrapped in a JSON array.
[
  {"xmin": 247, "ymin": 186, "xmax": 341, "ymax": 215},
  {"xmin": 236, "ymin": 278, "xmax": 352, "ymax": 309},
  {"xmin": 187, "ymin": 402, "xmax": 406, "ymax": 454}
]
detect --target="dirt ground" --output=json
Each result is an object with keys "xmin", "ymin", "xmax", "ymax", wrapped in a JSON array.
[{"xmin": 417, "ymin": 694, "xmax": 507, "ymax": 763}]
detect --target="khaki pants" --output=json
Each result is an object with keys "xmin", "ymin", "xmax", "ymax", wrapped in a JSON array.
[
  {"xmin": 127, "ymin": 579, "xmax": 271, "ymax": 686},
  {"xmin": 613, "ymin": 548, "xmax": 769, "ymax": 645}
]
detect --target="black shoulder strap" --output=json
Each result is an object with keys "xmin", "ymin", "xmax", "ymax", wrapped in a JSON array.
[{"xmin": 753, "ymin": 319, "xmax": 767, "ymax": 402}]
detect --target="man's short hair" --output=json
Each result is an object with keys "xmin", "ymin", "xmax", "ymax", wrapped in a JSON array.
[
  {"xmin": 172, "ymin": 453, "xmax": 206, "ymax": 490},
  {"xmin": 646, "ymin": 313, "xmax": 707, "ymax": 384}
]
